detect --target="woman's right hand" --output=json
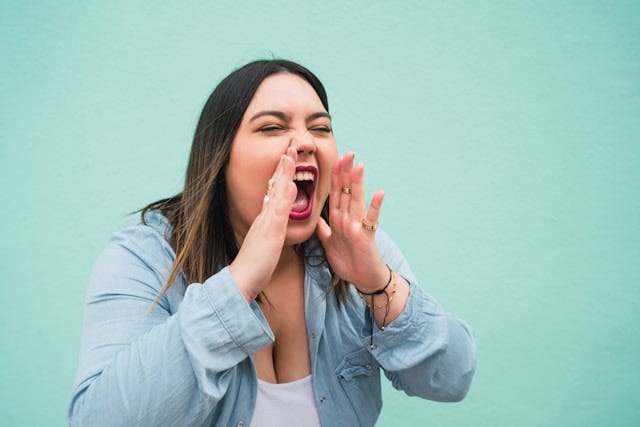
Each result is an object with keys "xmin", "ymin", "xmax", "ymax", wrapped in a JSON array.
[{"xmin": 229, "ymin": 147, "xmax": 298, "ymax": 301}]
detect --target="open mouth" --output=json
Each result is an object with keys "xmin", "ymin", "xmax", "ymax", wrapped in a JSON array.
[{"xmin": 289, "ymin": 165, "xmax": 317, "ymax": 220}]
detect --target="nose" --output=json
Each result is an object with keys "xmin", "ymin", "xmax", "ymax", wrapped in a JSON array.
[{"xmin": 289, "ymin": 131, "xmax": 316, "ymax": 159}]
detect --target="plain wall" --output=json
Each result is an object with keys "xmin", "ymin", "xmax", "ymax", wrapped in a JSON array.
[{"xmin": 1, "ymin": 1, "xmax": 638, "ymax": 425}]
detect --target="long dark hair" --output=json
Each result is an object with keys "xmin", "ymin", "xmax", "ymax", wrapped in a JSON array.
[{"xmin": 141, "ymin": 59, "xmax": 348, "ymax": 303}]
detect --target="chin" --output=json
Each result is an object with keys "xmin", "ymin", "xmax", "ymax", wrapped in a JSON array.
[{"xmin": 284, "ymin": 219, "xmax": 318, "ymax": 246}]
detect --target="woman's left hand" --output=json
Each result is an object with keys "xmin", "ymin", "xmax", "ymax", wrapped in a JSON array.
[{"xmin": 316, "ymin": 152, "xmax": 390, "ymax": 292}]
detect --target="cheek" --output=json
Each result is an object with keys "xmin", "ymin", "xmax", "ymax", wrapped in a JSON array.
[
  {"xmin": 225, "ymin": 157, "xmax": 264, "ymax": 223},
  {"xmin": 226, "ymin": 150, "xmax": 282, "ymax": 215},
  {"xmin": 228, "ymin": 141, "xmax": 273, "ymax": 187},
  {"xmin": 227, "ymin": 163, "xmax": 270, "ymax": 203}
]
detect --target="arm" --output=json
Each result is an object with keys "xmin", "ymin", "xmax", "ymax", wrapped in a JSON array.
[
  {"xmin": 316, "ymin": 152, "xmax": 475, "ymax": 402},
  {"xmin": 68, "ymin": 222, "xmax": 273, "ymax": 426},
  {"xmin": 368, "ymin": 230, "xmax": 476, "ymax": 402},
  {"xmin": 70, "ymin": 148, "xmax": 301, "ymax": 426}
]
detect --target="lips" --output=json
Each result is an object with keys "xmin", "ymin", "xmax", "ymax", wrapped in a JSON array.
[{"xmin": 289, "ymin": 165, "xmax": 317, "ymax": 220}]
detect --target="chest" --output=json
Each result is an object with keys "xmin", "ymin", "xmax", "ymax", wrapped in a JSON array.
[{"xmin": 253, "ymin": 272, "xmax": 312, "ymax": 384}]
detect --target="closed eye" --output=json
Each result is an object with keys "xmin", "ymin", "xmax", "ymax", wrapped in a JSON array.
[
  {"xmin": 259, "ymin": 125, "xmax": 286, "ymax": 133},
  {"xmin": 310, "ymin": 126, "xmax": 332, "ymax": 134}
]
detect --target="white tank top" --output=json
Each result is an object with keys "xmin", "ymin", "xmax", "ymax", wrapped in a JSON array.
[{"xmin": 250, "ymin": 375, "xmax": 322, "ymax": 427}]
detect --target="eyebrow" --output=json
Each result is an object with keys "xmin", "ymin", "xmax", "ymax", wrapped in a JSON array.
[{"xmin": 248, "ymin": 110, "xmax": 331, "ymax": 123}]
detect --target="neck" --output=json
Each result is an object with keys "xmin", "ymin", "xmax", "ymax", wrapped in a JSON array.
[
  {"xmin": 260, "ymin": 245, "xmax": 304, "ymax": 298},
  {"xmin": 233, "ymin": 228, "xmax": 305, "ymax": 284},
  {"xmin": 274, "ymin": 244, "xmax": 301, "ymax": 276}
]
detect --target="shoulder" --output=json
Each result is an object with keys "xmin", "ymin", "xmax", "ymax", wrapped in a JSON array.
[
  {"xmin": 110, "ymin": 210, "xmax": 174, "ymax": 255},
  {"xmin": 86, "ymin": 210, "xmax": 180, "ymax": 308},
  {"xmin": 92, "ymin": 210, "xmax": 177, "ymax": 282}
]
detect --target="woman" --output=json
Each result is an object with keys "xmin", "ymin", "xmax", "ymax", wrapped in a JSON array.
[{"xmin": 69, "ymin": 59, "xmax": 476, "ymax": 426}]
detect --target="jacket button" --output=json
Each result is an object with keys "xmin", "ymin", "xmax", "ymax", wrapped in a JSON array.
[
  {"xmin": 236, "ymin": 421, "xmax": 244, "ymax": 427},
  {"xmin": 320, "ymin": 396, "xmax": 327, "ymax": 403}
]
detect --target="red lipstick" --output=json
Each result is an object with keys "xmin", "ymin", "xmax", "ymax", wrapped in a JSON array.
[{"xmin": 289, "ymin": 165, "xmax": 317, "ymax": 220}]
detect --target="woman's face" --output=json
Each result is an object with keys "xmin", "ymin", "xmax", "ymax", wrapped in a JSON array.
[{"xmin": 225, "ymin": 72, "xmax": 338, "ymax": 246}]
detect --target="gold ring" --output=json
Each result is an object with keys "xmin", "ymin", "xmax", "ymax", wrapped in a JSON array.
[
  {"xmin": 361, "ymin": 219, "xmax": 377, "ymax": 231},
  {"xmin": 341, "ymin": 187, "xmax": 352, "ymax": 195}
]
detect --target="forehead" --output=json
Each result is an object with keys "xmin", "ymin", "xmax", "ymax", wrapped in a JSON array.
[{"xmin": 245, "ymin": 73, "xmax": 326, "ymax": 114}]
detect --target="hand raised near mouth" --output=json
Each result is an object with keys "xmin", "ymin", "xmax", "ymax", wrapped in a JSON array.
[
  {"xmin": 315, "ymin": 152, "xmax": 390, "ymax": 295},
  {"xmin": 230, "ymin": 147, "xmax": 298, "ymax": 302}
]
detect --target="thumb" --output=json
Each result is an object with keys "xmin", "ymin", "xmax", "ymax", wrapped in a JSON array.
[{"xmin": 315, "ymin": 217, "xmax": 332, "ymax": 246}]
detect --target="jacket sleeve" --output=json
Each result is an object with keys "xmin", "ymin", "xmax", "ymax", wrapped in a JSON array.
[
  {"xmin": 367, "ymin": 230, "xmax": 477, "ymax": 402},
  {"xmin": 68, "ymin": 222, "xmax": 273, "ymax": 426}
]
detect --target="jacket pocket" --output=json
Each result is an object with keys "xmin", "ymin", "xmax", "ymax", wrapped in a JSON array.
[{"xmin": 335, "ymin": 348, "xmax": 382, "ymax": 425}]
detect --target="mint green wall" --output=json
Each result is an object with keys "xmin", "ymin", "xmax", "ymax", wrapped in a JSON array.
[{"xmin": 1, "ymin": 1, "xmax": 638, "ymax": 426}]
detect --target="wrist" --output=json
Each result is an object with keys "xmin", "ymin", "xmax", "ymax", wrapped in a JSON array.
[
  {"xmin": 229, "ymin": 260, "xmax": 263, "ymax": 302},
  {"xmin": 354, "ymin": 263, "xmax": 392, "ymax": 295},
  {"xmin": 357, "ymin": 268, "xmax": 411, "ymax": 349}
]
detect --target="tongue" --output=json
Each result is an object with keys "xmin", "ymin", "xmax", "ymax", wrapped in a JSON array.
[{"xmin": 291, "ymin": 187, "xmax": 310, "ymax": 212}]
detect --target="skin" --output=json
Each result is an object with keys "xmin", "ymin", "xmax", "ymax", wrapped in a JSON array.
[
  {"xmin": 226, "ymin": 73, "xmax": 410, "ymax": 382},
  {"xmin": 225, "ymin": 73, "xmax": 336, "ymax": 253}
]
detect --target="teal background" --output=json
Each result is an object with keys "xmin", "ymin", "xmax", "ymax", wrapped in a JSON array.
[{"xmin": 1, "ymin": 1, "xmax": 639, "ymax": 425}]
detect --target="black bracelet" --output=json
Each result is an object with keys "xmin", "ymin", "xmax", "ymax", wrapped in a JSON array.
[
  {"xmin": 358, "ymin": 265, "xmax": 396, "ymax": 349},
  {"xmin": 358, "ymin": 264, "xmax": 393, "ymax": 296}
]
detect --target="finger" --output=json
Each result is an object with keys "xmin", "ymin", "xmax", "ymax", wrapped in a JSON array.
[
  {"xmin": 339, "ymin": 152, "xmax": 355, "ymax": 214},
  {"xmin": 364, "ymin": 190, "xmax": 385, "ymax": 230},
  {"xmin": 315, "ymin": 216, "xmax": 332, "ymax": 246},
  {"xmin": 265, "ymin": 147, "xmax": 295, "ymax": 190},
  {"xmin": 263, "ymin": 154, "xmax": 296, "ymax": 215},
  {"xmin": 262, "ymin": 154, "xmax": 285, "ymax": 204},
  {"xmin": 274, "ymin": 154, "xmax": 296, "ymax": 214},
  {"xmin": 328, "ymin": 154, "xmax": 344, "ymax": 219},
  {"xmin": 286, "ymin": 146, "xmax": 298, "ymax": 163},
  {"xmin": 277, "ymin": 147, "xmax": 296, "ymax": 183},
  {"xmin": 349, "ymin": 162, "xmax": 366, "ymax": 220}
]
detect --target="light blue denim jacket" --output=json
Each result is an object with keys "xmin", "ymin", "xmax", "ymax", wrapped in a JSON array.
[{"xmin": 69, "ymin": 211, "xmax": 476, "ymax": 427}]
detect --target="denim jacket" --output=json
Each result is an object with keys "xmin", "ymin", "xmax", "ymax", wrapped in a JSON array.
[{"xmin": 69, "ymin": 211, "xmax": 476, "ymax": 426}]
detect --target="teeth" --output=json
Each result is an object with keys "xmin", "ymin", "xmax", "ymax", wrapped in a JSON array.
[{"xmin": 294, "ymin": 171, "xmax": 314, "ymax": 181}]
